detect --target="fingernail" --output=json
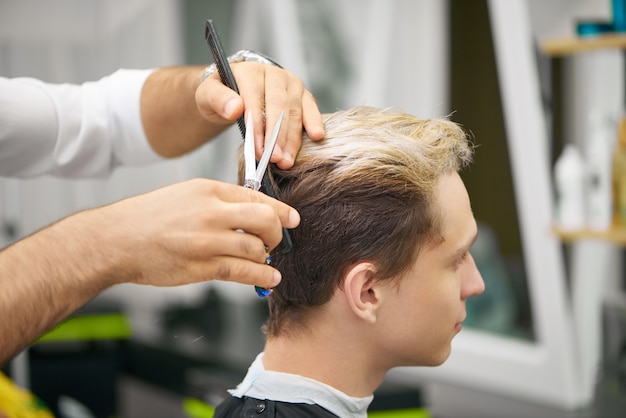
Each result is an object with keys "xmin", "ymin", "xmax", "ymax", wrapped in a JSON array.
[
  {"xmin": 283, "ymin": 152, "xmax": 294, "ymax": 166},
  {"xmin": 223, "ymin": 97, "xmax": 239, "ymax": 118},
  {"xmin": 273, "ymin": 270, "xmax": 282, "ymax": 284},
  {"xmin": 289, "ymin": 209, "xmax": 301, "ymax": 227}
]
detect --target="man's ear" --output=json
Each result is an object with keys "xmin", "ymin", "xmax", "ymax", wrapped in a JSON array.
[{"xmin": 343, "ymin": 262, "xmax": 380, "ymax": 324}]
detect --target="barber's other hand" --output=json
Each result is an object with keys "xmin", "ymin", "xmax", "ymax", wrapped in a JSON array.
[
  {"xmin": 196, "ymin": 62, "xmax": 325, "ymax": 169},
  {"xmin": 97, "ymin": 179, "xmax": 299, "ymax": 289}
]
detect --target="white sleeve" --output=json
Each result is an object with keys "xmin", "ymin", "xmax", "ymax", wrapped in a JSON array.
[{"xmin": 0, "ymin": 69, "xmax": 165, "ymax": 178}]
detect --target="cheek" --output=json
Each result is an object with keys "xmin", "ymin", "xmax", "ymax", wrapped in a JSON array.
[
  {"xmin": 413, "ymin": 278, "xmax": 463, "ymax": 333},
  {"xmin": 412, "ymin": 275, "xmax": 461, "ymax": 315},
  {"xmin": 394, "ymin": 278, "xmax": 460, "ymax": 343}
]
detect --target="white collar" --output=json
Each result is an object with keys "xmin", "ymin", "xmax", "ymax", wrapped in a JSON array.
[{"xmin": 229, "ymin": 352, "xmax": 373, "ymax": 418}]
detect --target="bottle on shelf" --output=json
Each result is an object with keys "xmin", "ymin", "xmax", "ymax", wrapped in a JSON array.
[
  {"xmin": 612, "ymin": 116, "xmax": 626, "ymax": 229},
  {"xmin": 555, "ymin": 144, "xmax": 586, "ymax": 230}
]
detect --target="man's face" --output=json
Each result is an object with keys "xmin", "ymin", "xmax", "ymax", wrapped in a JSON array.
[{"xmin": 376, "ymin": 171, "xmax": 485, "ymax": 367}]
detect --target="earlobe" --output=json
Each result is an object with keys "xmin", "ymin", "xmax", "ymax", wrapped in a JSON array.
[{"xmin": 343, "ymin": 263, "xmax": 380, "ymax": 324}]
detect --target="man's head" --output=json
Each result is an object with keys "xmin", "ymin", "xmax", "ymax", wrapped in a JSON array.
[{"xmin": 244, "ymin": 106, "xmax": 483, "ymax": 366}]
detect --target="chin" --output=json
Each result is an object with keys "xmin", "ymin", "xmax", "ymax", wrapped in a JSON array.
[
  {"xmin": 430, "ymin": 356, "xmax": 449, "ymax": 367},
  {"xmin": 428, "ymin": 346, "xmax": 452, "ymax": 366},
  {"xmin": 402, "ymin": 347, "xmax": 451, "ymax": 368}
]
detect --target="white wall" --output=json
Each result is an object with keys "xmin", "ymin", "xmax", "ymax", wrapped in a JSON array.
[{"xmin": 230, "ymin": 0, "xmax": 449, "ymax": 117}]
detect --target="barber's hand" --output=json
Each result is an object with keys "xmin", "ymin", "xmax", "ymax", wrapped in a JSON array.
[
  {"xmin": 103, "ymin": 179, "xmax": 299, "ymax": 289},
  {"xmin": 196, "ymin": 61, "xmax": 325, "ymax": 169}
]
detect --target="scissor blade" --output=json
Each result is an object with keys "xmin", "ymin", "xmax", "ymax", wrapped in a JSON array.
[
  {"xmin": 255, "ymin": 111, "xmax": 284, "ymax": 185},
  {"xmin": 243, "ymin": 113, "xmax": 256, "ymax": 187}
]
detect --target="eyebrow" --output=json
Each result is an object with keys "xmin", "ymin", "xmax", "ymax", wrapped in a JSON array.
[{"xmin": 452, "ymin": 229, "xmax": 479, "ymax": 260}]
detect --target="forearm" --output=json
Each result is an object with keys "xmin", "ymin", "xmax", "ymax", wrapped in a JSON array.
[
  {"xmin": 141, "ymin": 66, "xmax": 225, "ymax": 158},
  {"xmin": 0, "ymin": 210, "xmax": 122, "ymax": 364}
]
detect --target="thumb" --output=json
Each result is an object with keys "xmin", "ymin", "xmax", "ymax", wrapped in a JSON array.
[{"xmin": 196, "ymin": 77, "xmax": 244, "ymax": 122}]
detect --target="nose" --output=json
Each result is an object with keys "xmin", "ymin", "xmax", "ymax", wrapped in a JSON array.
[{"xmin": 461, "ymin": 254, "xmax": 485, "ymax": 300}]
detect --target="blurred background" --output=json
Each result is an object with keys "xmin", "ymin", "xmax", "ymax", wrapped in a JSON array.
[{"xmin": 1, "ymin": 0, "xmax": 626, "ymax": 417}]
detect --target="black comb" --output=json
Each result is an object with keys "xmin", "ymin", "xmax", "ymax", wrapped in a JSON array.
[{"xmin": 204, "ymin": 19, "xmax": 293, "ymax": 254}]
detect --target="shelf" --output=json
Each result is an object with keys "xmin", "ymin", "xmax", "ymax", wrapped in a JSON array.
[
  {"xmin": 552, "ymin": 226, "xmax": 626, "ymax": 246},
  {"xmin": 540, "ymin": 33, "xmax": 626, "ymax": 57}
]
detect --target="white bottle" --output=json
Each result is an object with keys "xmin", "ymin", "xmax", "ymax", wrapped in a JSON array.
[
  {"xmin": 586, "ymin": 113, "xmax": 616, "ymax": 231},
  {"xmin": 554, "ymin": 144, "xmax": 586, "ymax": 230}
]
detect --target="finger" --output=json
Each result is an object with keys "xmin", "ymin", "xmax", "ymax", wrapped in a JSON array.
[
  {"xmin": 196, "ymin": 75, "xmax": 244, "ymax": 122},
  {"xmin": 221, "ymin": 203, "xmax": 284, "ymax": 250},
  {"xmin": 201, "ymin": 228, "xmax": 271, "ymax": 264},
  {"xmin": 261, "ymin": 71, "xmax": 291, "ymax": 163},
  {"xmin": 302, "ymin": 90, "xmax": 325, "ymax": 141},
  {"xmin": 232, "ymin": 64, "xmax": 270, "ymax": 157},
  {"xmin": 211, "ymin": 182, "xmax": 301, "ymax": 229},
  {"xmin": 270, "ymin": 71, "xmax": 307, "ymax": 169},
  {"xmin": 200, "ymin": 256, "xmax": 282, "ymax": 288}
]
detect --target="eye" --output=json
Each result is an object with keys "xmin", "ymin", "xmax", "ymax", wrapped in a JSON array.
[{"xmin": 454, "ymin": 251, "xmax": 470, "ymax": 268}]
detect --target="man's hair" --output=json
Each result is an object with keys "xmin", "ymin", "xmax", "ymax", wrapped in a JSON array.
[{"xmin": 242, "ymin": 106, "xmax": 473, "ymax": 337}]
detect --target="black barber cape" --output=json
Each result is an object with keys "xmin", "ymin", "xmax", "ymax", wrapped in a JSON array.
[{"xmin": 214, "ymin": 396, "xmax": 340, "ymax": 417}]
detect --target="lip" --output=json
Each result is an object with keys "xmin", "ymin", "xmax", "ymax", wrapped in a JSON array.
[{"xmin": 454, "ymin": 315, "xmax": 466, "ymax": 333}]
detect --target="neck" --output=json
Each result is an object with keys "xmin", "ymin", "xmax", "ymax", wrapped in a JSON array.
[{"xmin": 262, "ymin": 307, "xmax": 388, "ymax": 398}]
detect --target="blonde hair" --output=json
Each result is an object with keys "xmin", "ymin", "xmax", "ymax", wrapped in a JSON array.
[{"xmin": 246, "ymin": 106, "xmax": 473, "ymax": 337}]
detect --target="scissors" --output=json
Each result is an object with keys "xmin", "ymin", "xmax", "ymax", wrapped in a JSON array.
[
  {"xmin": 243, "ymin": 111, "xmax": 283, "ymax": 192},
  {"xmin": 243, "ymin": 111, "xmax": 284, "ymax": 297}
]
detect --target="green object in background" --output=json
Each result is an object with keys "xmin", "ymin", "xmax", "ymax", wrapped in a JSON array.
[
  {"xmin": 183, "ymin": 398, "xmax": 215, "ymax": 418},
  {"xmin": 369, "ymin": 408, "xmax": 431, "ymax": 418},
  {"xmin": 37, "ymin": 313, "xmax": 132, "ymax": 343}
]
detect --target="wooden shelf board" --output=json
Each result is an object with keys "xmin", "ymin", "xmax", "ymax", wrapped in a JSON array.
[
  {"xmin": 540, "ymin": 33, "xmax": 626, "ymax": 56},
  {"xmin": 552, "ymin": 226, "xmax": 626, "ymax": 245}
]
